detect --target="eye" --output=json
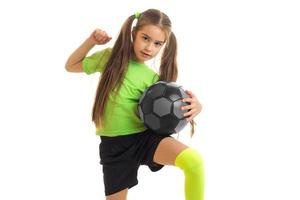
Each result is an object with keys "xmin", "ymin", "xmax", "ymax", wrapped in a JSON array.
[
  {"xmin": 155, "ymin": 42, "xmax": 163, "ymax": 47},
  {"xmin": 142, "ymin": 36, "xmax": 149, "ymax": 41}
]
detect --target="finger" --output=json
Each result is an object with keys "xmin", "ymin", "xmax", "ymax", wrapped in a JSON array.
[
  {"xmin": 94, "ymin": 34, "xmax": 102, "ymax": 41},
  {"xmin": 186, "ymin": 116, "xmax": 192, "ymax": 122},
  {"xmin": 187, "ymin": 114, "xmax": 196, "ymax": 122},
  {"xmin": 92, "ymin": 29, "xmax": 99, "ymax": 35},
  {"xmin": 98, "ymin": 36, "xmax": 109, "ymax": 43},
  {"xmin": 94, "ymin": 29, "xmax": 102, "ymax": 36},
  {"xmin": 181, "ymin": 105, "xmax": 193, "ymax": 110},
  {"xmin": 182, "ymin": 98, "xmax": 194, "ymax": 103},
  {"xmin": 97, "ymin": 38, "xmax": 106, "ymax": 43},
  {"xmin": 184, "ymin": 90, "xmax": 192, "ymax": 98},
  {"xmin": 99, "ymin": 30, "xmax": 105, "ymax": 35},
  {"xmin": 183, "ymin": 110, "xmax": 194, "ymax": 117},
  {"xmin": 96, "ymin": 30, "xmax": 106, "ymax": 38},
  {"xmin": 185, "ymin": 89, "xmax": 194, "ymax": 96},
  {"xmin": 104, "ymin": 37, "xmax": 111, "ymax": 43},
  {"xmin": 104, "ymin": 32, "xmax": 111, "ymax": 39}
]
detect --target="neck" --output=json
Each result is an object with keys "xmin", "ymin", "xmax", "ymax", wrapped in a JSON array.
[{"xmin": 131, "ymin": 55, "xmax": 145, "ymax": 64}]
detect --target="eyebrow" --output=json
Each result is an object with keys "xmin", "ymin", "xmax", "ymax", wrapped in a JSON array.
[{"xmin": 141, "ymin": 33, "xmax": 165, "ymax": 44}]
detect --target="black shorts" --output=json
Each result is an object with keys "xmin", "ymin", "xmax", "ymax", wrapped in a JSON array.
[{"xmin": 99, "ymin": 129, "xmax": 171, "ymax": 196}]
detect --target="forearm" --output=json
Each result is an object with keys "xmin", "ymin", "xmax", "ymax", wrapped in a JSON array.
[{"xmin": 65, "ymin": 37, "xmax": 95, "ymax": 67}]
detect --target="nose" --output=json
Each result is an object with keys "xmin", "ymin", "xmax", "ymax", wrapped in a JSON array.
[{"xmin": 145, "ymin": 42, "xmax": 154, "ymax": 52}]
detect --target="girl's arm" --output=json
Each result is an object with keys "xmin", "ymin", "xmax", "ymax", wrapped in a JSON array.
[
  {"xmin": 65, "ymin": 29, "xmax": 111, "ymax": 73},
  {"xmin": 65, "ymin": 37, "xmax": 95, "ymax": 72}
]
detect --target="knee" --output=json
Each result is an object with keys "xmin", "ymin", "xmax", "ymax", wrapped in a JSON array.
[{"xmin": 175, "ymin": 148, "xmax": 204, "ymax": 174}]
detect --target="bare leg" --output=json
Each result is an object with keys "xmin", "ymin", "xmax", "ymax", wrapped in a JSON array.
[
  {"xmin": 106, "ymin": 188, "xmax": 128, "ymax": 200},
  {"xmin": 153, "ymin": 137, "xmax": 188, "ymax": 166},
  {"xmin": 153, "ymin": 137, "xmax": 205, "ymax": 200}
]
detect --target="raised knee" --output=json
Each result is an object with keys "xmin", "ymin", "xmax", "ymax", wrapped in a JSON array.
[{"xmin": 175, "ymin": 148, "xmax": 204, "ymax": 174}]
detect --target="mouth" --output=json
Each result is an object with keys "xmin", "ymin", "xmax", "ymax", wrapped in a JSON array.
[{"xmin": 141, "ymin": 51, "xmax": 151, "ymax": 58}]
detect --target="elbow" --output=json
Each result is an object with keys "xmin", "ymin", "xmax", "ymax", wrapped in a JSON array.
[
  {"xmin": 64, "ymin": 61, "xmax": 83, "ymax": 73},
  {"xmin": 65, "ymin": 62, "xmax": 72, "ymax": 72},
  {"xmin": 65, "ymin": 65, "xmax": 70, "ymax": 72}
]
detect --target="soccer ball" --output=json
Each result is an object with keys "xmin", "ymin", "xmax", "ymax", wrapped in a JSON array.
[{"xmin": 138, "ymin": 81, "xmax": 190, "ymax": 135}]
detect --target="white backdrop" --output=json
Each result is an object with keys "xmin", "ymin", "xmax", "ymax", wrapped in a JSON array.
[{"xmin": 0, "ymin": 0, "xmax": 300, "ymax": 200}]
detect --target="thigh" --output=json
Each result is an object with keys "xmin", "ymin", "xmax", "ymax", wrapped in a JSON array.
[
  {"xmin": 153, "ymin": 137, "xmax": 189, "ymax": 166},
  {"xmin": 106, "ymin": 188, "xmax": 128, "ymax": 200}
]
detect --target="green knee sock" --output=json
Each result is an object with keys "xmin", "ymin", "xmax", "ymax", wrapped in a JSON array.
[{"xmin": 175, "ymin": 148, "xmax": 205, "ymax": 200}]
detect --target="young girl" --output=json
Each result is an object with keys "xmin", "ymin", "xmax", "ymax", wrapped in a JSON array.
[{"xmin": 65, "ymin": 9, "xmax": 204, "ymax": 200}]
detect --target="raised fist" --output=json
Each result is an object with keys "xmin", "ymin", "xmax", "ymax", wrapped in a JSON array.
[{"xmin": 89, "ymin": 29, "xmax": 112, "ymax": 45}]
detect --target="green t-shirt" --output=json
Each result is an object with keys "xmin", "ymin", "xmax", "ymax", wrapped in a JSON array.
[{"xmin": 82, "ymin": 48, "xmax": 160, "ymax": 136}]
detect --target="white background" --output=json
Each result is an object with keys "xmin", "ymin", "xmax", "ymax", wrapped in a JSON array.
[{"xmin": 0, "ymin": 0, "xmax": 300, "ymax": 199}]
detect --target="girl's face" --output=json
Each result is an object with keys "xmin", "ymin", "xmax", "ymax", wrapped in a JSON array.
[{"xmin": 132, "ymin": 24, "xmax": 166, "ymax": 63}]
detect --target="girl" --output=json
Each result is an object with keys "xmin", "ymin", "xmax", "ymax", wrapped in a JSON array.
[{"xmin": 65, "ymin": 9, "xmax": 204, "ymax": 200}]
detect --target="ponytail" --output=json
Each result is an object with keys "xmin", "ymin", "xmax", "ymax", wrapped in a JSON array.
[
  {"xmin": 92, "ymin": 15, "xmax": 135, "ymax": 128},
  {"xmin": 159, "ymin": 32, "xmax": 196, "ymax": 137},
  {"xmin": 159, "ymin": 32, "xmax": 178, "ymax": 82}
]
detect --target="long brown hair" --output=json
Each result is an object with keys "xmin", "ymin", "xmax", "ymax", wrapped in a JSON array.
[{"xmin": 92, "ymin": 9, "xmax": 196, "ymax": 136}]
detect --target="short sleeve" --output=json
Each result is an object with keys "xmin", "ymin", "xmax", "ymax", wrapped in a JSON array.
[{"xmin": 82, "ymin": 48, "xmax": 112, "ymax": 75}]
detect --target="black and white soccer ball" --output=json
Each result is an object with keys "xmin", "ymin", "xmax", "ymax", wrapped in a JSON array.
[{"xmin": 138, "ymin": 81, "xmax": 190, "ymax": 135}]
